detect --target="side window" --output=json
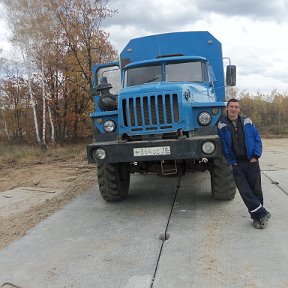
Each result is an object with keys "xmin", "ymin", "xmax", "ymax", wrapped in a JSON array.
[
  {"xmin": 97, "ymin": 66, "xmax": 121, "ymax": 95},
  {"xmin": 208, "ymin": 63, "xmax": 216, "ymax": 83}
]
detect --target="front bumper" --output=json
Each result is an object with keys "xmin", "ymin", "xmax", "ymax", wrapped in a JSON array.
[{"xmin": 87, "ymin": 135, "xmax": 222, "ymax": 163}]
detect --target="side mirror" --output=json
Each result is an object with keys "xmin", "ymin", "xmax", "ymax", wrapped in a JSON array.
[
  {"xmin": 88, "ymin": 78, "xmax": 110, "ymax": 97},
  {"xmin": 226, "ymin": 65, "xmax": 236, "ymax": 86}
]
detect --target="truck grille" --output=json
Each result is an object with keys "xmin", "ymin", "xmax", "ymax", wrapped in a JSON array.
[{"xmin": 122, "ymin": 93, "xmax": 179, "ymax": 131}]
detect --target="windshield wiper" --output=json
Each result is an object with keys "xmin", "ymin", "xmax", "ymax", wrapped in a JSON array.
[{"xmin": 146, "ymin": 76, "xmax": 159, "ymax": 83}]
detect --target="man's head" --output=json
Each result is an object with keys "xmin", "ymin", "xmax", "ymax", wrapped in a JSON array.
[{"xmin": 226, "ymin": 98, "xmax": 240, "ymax": 121}]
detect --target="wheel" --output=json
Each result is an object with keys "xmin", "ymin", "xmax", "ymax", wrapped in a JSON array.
[
  {"xmin": 210, "ymin": 156, "xmax": 236, "ymax": 200},
  {"xmin": 97, "ymin": 162, "xmax": 130, "ymax": 202}
]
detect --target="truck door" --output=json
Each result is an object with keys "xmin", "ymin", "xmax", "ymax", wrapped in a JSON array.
[{"xmin": 93, "ymin": 62, "xmax": 121, "ymax": 95}]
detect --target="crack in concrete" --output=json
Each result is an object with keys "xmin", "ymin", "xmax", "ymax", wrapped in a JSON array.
[{"xmin": 150, "ymin": 176, "xmax": 182, "ymax": 288}]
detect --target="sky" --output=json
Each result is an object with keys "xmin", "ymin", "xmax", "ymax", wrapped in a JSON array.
[
  {"xmin": 101, "ymin": 0, "xmax": 288, "ymax": 94},
  {"xmin": 1, "ymin": 0, "xmax": 288, "ymax": 94}
]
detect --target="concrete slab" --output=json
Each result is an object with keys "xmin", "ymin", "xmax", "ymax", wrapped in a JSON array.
[
  {"xmin": 153, "ymin": 172, "xmax": 288, "ymax": 288},
  {"xmin": 0, "ymin": 187, "xmax": 62, "ymax": 218},
  {"xmin": 0, "ymin": 175, "xmax": 178, "ymax": 288},
  {"xmin": 262, "ymin": 170, "xmax": 288, "ymax": 196},
  {"xmin": 260, "ymin": 150, "xmax": 288, "ymax": 171}
]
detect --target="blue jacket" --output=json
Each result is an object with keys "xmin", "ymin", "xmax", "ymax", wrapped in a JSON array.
[{"xmin": 218, "ymin": 115, "xmax": 262, "ymax": 165}]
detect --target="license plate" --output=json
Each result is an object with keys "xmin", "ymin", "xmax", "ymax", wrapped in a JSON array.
[{"xmin": 133, "ymin": 146, "xmax": 171, "ymax": 157}]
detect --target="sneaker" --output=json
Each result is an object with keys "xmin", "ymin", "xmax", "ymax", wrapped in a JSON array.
[
  {"xmin": 253, "ymin": 212, "xmax": 271, "ymax": 229},
  {"xmin": 260, "ymin": 212, "xmax": 271, "ymax": 228},
  {"xmin": 253, "ymin": 219, "xmax": 262, "ymax": 229}
]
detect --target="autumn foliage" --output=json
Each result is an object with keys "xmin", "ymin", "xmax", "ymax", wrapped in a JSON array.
[
  {"xmin": 0, "ymin": 0, "xmax": 118, "ymax": 145},
  {"xmin": 238, "ymin": 91, "xmax": 288, "ymax": 137}
]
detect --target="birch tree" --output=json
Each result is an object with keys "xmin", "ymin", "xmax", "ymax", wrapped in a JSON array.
[
  {"xmin": 3, "ymin": 0, "xmax": 118, "ymax": 144},
  {"xmin": 25, "ymin": 55, "xmax": 42, "ymax": 145},
  {"xmin": 3, "ymin": 1, "xmax": 46, "ymax": 145}
]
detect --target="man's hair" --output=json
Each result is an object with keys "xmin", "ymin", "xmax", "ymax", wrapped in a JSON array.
[{"xmin": 227, "ymin": 98, "xmax": 240, "ymax": 107}]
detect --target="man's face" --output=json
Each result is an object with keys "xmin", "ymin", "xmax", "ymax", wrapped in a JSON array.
[{"xmin": 227, "ymin": 101, "xmax": 240, "ymax": 120}]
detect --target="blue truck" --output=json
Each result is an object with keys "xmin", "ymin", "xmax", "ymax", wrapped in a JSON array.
[{"xmin": 87, "ymin": 31, "xmax": 236, "ymax": 202}]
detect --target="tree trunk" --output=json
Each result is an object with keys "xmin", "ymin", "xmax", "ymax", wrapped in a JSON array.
[
  {"xmin": 41, "ymin": 60, "xmax": 47, "ymax": 147},
  {"xmin": 73, "ymin": 117, "xmax": 78, "ymax": 143},
  {"xmin": 28, "ymin": 75, "xmax": 42, "ymax": 145},
  {"xmin": 0, "ymin": 107, "xmax": 10, "ymax": 141},
  {"xmin": 47, "ymin": 104, "xmax": 56, "ymax": 144}
]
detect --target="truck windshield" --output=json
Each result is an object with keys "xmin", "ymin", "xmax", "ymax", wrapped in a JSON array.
[
  {"xmin": 126, "ymin": 65, "xmax": 161, "ymax": 87},
  {"xmin": 125, "ymin": 61, "xmax": 207, "ymax": 87},
  {"xmin": 166, "ymin": 61, "xmax": 207, "ymax": 82}
]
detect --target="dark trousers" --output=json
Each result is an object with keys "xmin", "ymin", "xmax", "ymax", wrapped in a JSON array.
[{"xmin": 232, "ymin": 161, "xmax": 268, "ymax": 220}]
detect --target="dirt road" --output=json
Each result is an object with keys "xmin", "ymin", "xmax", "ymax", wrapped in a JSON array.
[{"xmin": 0, "ymin": 158, "xmax": 97, "ymax": 249}]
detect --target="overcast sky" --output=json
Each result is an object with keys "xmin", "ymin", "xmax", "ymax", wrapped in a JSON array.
[
  {"xmin": 1, "ymin": 1, "xmax": 288, "ymax": 94},
  {"xmin": 102, "ymin": 0, "xmax": 288, "ymax": 94}
]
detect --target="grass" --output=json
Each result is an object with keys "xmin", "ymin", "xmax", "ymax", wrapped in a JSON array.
[{"xmin": 0, "ymin": 143, "xmax": 87, "ymax": 166}]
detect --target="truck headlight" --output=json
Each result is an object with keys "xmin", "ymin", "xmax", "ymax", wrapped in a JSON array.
[
  {"xmin": 198, "ymin": 112, "xmax": 211, "ymax": 126},
  {"xmin": 201, "ymin": 141, "xmax": 215, "ymax": 155},
  {"xmin": 103, "ymin": 120, "xmax": 116, "ymax": 132},
  {"xmin": 93, "ymin": 148, "xmax": 106, "ymax": 160}
]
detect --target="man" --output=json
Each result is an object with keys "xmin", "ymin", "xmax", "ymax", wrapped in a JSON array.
[{"xmin": 218, "ymin": 98, "xmax": 271, "ymax": 229}]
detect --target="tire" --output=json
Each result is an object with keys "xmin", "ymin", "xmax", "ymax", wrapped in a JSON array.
[
  {"xmin": 97, "ymin": 162, "xmax": 130, "ymax": 202},
  {"xmin": 97, "ymin": 163, "xmax": 130, "ymax": 202},
  {"xmin": 210, "ymin": 156, "xmax": 236, "ymax": 200}
]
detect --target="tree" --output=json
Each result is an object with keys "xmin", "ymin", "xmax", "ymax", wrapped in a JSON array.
[
  {"xmin": 0, "ymin": 60, "xmax": 28, "ymax": 142},
  {"xmin": 2, "ymin": 0, "xmax": 118, "ymax": 144},
  {"xmin": 0, "ymin": 55, "xmax": 10, "ymax": 141},
  {"xmin": 47, "ymin": 0, "xmax": 117, "ymax": 142}
]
